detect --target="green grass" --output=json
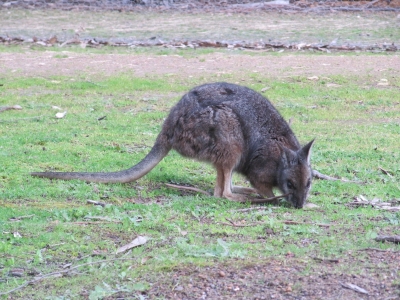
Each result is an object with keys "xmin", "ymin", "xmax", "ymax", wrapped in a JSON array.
[{"xmin": 0, "ymin": 51, "xmax": 399, "ymax": 298}]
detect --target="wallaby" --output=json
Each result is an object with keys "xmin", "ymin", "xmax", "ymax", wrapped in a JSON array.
[{"xmin": 32, "ymin": 82, "xmax": 314, "ymax": 208}]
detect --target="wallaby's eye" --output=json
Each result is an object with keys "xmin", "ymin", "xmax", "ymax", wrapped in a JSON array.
[
  {"xmin": 306, "ymin": 179, "xmax": 311, "ymax": 188},
  {"xmin": 287, "ymin": 181, "xmax": 295, "ymax": 190}
]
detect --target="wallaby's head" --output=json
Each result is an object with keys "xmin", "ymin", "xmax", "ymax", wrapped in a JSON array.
[{"xmin": 278, "ymin": 140, "xmax": 315, "ymax": 209}]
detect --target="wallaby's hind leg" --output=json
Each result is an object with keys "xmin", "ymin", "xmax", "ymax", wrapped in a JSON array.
[
  {"xmin": 214, "ymin": 166, "xmax": 224, "ymax": 198},
  {"xmin": 214, "ymin": 165, "xmax": 247, "ymax": 202}
]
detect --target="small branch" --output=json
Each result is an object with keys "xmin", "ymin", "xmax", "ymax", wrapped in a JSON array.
[
  {"xmin": 242, "ymin": 193, "xmax": 290, "ymax": 204},
  {"xmin": 283, "ymin": 220, "xmax": 331, "ymax": 228},
  {"xmin": 340, "ymin": 282, "xmax": 369, "ymax": 295},
  {"xmin": 375, "ymin": 235, "xmax": 400, "ymax": 244},
  {"xmin": 311, "ymin": 256, "xmax": 339, "ymax": 263},
  {"xmin": 312, "ymin": 170, "xmax": 363, "ymax": 184},
  {"xmin": 68, "ymin": 221, "xmax": 122, "ymax": 225},
  {"xmin": 9, "ymin": 215, "xmax": 35, "ymax": 222},
  {"xmin": 220, "ymin": 218, "xmax": 331, "ymax": 228},
  {"xmin": 0, "ymin": 115, "xmax": 44, "ymax": 123},
  {"xmin": 230, "ymin": 206, "xmax": 272, "ymax": 213},
  {"xmin": 83, "ymin": 216, "xmax": 121, "ymax": 223},
  {"xmin": 0, "ymin": 257, "xmax": 137, "ymax": 296},
  {"xmin": 357, "ymin": 247, "xmax": 393, "ymax": 252},
  {"xmin": 166, "ymin": 183, "xmax": 289, "ymax": 204},
  {"xmin": 165, "ymin": 183, "xmax": 212, "ymax": 196},
  {"xmin": 378, "ymin": 167, "xmax": 393, "ymax": 177},
  {"xmin": 0, "ymin": 105, "xmax": 22, "ymax": 113},
  {"xmin": 87, "ymin": 200, "xmax": 108, "ymax": 207},
  {"xmin": 222, "ymin": 218, "xmax": 265, "ymax": 227}
]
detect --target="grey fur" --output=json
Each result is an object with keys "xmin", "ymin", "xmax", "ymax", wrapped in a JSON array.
[{"xmin": 32, "ymin": 82, "xmax": 314, "ymax": 208}]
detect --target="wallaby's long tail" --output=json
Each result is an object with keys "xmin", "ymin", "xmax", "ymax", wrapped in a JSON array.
[{"xmin": 31, "ymin": 141, "xmax": 170, "ymax": 183}]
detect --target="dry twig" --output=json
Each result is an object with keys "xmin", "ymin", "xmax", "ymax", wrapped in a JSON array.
[
  {"xmin": 0, "ymin": 115, "xmax": 44, "ymax": 123},
  {"xmin": 378, "ymin": 167, "xmax": 393, "ymax": 177},
  {"xmin": 312, "ymin": 170, "xmax": 363, "ymax": 184},
  {"xmin": 340, "ymin": 282, "xmax": 369, "ymax": 295},
  {"xmin": 283, "ymin": 220, "xmax": 331, "ymax": 228},
  {"xmin": 239, "ymin": 193, "xmax": 290, "ymax": 204},
  {"xmin": 375, "ymin": 235, "xmax": 400, "ymax": 244},
  {"xmin": 166, "ymin": 183, "xmax": 289, "ymax": 204},
  {"xmin": 165, "ymin": 183, "xmax": 212, "ymax": 196},
  {"xmin": 0, "ymin": 105, "xmax": 22, "ymax": 113},
  {"xmin": 311, "ymin": 256, "xmax": 339, "ymax": 263},
  {"xmin": 357, "ymin": 247, "xmax": 393, "ymax": 252},
  {"xmin": 220, "ymin": 218, "xmax": 332, "ymax": 228},
  {"xmin": 87, "ymin": 200, "xmax": 108, "ymax": 207},
  {"xmin": 68, "ymin": 221, "xmax": 122, "ymax": 225},
  {"xmin": 230, "ymin": 206, "xmax": 273, "ymax": 213},
  {"xmin": 222, "ymin": 218, "xmax": 265, "ymax": 227},
  {"xmin": 9, "ymin": 215, "xmax": 35, "ymax": 221}
]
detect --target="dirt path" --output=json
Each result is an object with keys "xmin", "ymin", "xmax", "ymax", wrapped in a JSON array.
[{"xmin": 1, "ymin": 51, "xmax": 399, "ymax": 81}]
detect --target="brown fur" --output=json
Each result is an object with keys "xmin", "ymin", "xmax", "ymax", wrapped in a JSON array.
[{"xmin": 32, "ymin": 82, "xmax": 314, "ymax": 208}]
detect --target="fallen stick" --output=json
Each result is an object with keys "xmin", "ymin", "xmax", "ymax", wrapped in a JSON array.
[
  {"xmin": 238, "ymin": 193, "xmax": 290, "ymax": 204},
  {"xmin": 312, "ymin": 170, "xmax": 363, "ymax": 184},
  {"xmin": 69, "ymin": 221, "xmax": 122, "ymax": 225},
  {"xmin": 166, "ymin": 183, "xmax": 289, "ymax": 204},
  {"xmin": 375, "ymin": 235, "xmax": 400, "ymax": 244},
  {"xmin": 221, "ymin": 218, "xmax": 331, "ymax": 228},
  {"xmin": 0, "ymin": 115, "xmax": 44, "ymax": 123},
  {"xmin": 87, "ymin": 200, "xmax": 108, "ymax": 207},
  {"xmin": 223, "ymin": 218, "xmax": 265, "ymax": 227},
  {"xmin": 340, "ymin": 282, "xmax": 369, "ymax": 295},
  {"xmin": 230, "ymin": 206, "xmax": 273, "ymax": 213},
  {"xmin": 378, "ymin": 167, "xmax": 393, "ymax": 177},
  {"xmin": 0, "ymin": 105, "xmax": 22, "ymax": 113},
  {"xmin": 9, "ymin": 214, "xmax": 35, "ymax": 221},
  {"xmin": 311, "ymin": 256, "xmax": 339, "ymax": 263},
  {"xmin": 165, "ymin": 183, "xmax": 212, "ymax": 196},
  {"xmin": 357, "ymin": 247, "xmax": 393, "ymax": 252},
  {"xmin": 283, "ymin": 220, "xmax": 331, "ymax": 228}
]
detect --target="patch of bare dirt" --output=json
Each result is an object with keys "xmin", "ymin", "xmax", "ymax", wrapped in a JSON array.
[
  {"xmin": 1, "ymin": 52, "xmax": 399, "ymax": 82},
  {"xmin": 138, "ymin": 254, "xmax": 400, "ymax": 299}
]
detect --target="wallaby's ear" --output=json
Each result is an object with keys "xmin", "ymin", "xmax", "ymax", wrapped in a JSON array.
[
  {"xmin": 299, "ymin": 139, "xmax": 315, "ymax": 165},
  {"xmin": 279, "ymin": 144, "xmax": 297, "ymax": 168}
]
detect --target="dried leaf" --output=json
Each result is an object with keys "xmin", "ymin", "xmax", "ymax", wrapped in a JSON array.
[
  {"xmin": 13, "ymin": 232, "xmax": 22, "ymax": 238},
  {"xmin": 307, "ymin": 76, "xmax": 319, "ymax": 81},
  {"xmin": 116, "ymin": 236, "xmax": 148, "ymax": 254},
  {"xmin": 55, "ymin": 111, "xmax": 67, "ymax": 119}
]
